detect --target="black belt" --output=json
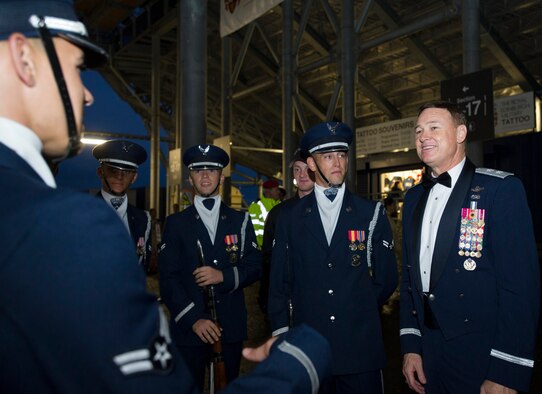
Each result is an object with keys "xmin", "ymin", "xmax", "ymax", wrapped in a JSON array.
[{"xmin": 423, "ymin": 293, "xmax": 440, "ymax": 330}]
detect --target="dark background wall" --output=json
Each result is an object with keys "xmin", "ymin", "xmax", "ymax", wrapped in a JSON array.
[{"xmin": 484, "ymin": 132, "xmax": 542, "ymax": 245}]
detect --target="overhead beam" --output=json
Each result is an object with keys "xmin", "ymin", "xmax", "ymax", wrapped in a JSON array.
[
  {"xmin": 358, "ymin": 73, "xmax": 402, "ymax": 119},
  {"xmin": 480, "ymin": 13, "xmax": 542, "ymax": 98},
  {"xmin": 298, "ymin": 88, "xmax": 327, "ymax": 121},
  {"xmin": 371, "ymin": 0, "xmax": 453, "ymax": 81},
  {"xmin": 292, "ymin": 6, "xmax": 331, "ymax": 55}
]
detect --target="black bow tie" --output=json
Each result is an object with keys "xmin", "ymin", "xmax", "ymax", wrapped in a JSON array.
[
  {"xmin": 422, "ymin": 171, "xmax": 451, "ymax": 189},
  {"xmin": 202, "ymin": 198, "xmax": 215, "ymax": 210}
]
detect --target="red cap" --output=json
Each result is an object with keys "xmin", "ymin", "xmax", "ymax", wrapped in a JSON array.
[{"xmin": 262, "ymin": 179, "xmax": 279, "ymax": 189}]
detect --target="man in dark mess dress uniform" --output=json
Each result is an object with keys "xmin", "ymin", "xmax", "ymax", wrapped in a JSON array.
[
  {"xmin": 159, "ymin": 144, "xmax": 262, "ymax": 390},
  {"xmin": 400, "ymin": 100, "xmax": 540, "ymax": 394},
  {"xmin": 268, "ymin": 121, "xmax": 398, "ymax": 394},
  {"xmin": 93, "ymin": 139, "xmax": 153, "ymax": 272}
]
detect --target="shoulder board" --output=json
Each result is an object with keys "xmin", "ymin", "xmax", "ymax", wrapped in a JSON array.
[{"xmin": 475, "ymin": 168, "xmax": 513, "ymax": 179}]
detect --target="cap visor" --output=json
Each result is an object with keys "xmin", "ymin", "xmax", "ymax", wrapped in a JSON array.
[{"xmin": 60, "ymin": 32, "xmax": 108, "ymax": 67}]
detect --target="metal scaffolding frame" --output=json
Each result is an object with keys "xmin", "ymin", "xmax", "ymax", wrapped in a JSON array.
[{"xmin": 75, "ymin": 0, "xmax": 542, "ymax": 207}]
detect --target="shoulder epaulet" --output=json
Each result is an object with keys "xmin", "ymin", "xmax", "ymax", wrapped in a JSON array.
[{"xmin": 475, "ymin": 168, "xmax": 514, "ymax": 179}]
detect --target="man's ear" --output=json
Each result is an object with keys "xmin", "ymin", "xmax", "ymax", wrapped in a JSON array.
[
  {"xmin": 306, "ymin": 156, "xmax": 317, "ymax": 172},
  {"xmin": 456, "ymin": 124, "xmax": 468, "ymax": 144},
  {"xmin": 219, "ymin": 174, "xmax": 225, "ymax": 186},
  {"xmin": 96, "ymin": 167, "xmax": 103, "ymax": 178},
  {"xmin": 130, "ymin": 172, "xmax": 138, "ymax": 185},
  {"xmin": 8, "ymin": 33, "xmax": 37, "ymax": 87}
]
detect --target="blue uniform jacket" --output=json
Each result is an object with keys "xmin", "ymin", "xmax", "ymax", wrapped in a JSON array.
[
  {"xmin": 400, "ymin": 158, "xmax": 540, "ymax": 392},
  {"xmin": 97, "ymin": 192, "xmax": 152, "ymax": 269},
  {"xmin": 0, "ymin": 143, "xmax": 196, "ymax": 392},
  {"xmin": 268, "ymin": 189, "xmax": 398, "ymax": 374},
  {"xmin": 159, "ymin": 203, "xmax": 261, "ymax": 346},
  {"xmin": 127, "ymin": 204, "xmax": 152, "ymax": 266}
]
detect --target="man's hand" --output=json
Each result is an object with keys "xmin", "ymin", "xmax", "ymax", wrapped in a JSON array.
[
  {"xmin": 193, "ymin": 266, "xmax": 224, "ymax": 287},
  {"xmin": 480, "ymin": 380, "xmax": 517, "ymax": 394},
  {"xmin": 242, "ymin": 336, "xmax": 279, "ymax": 362},
  {"xmin": 192, "ymin": 319, "xmax": 221, "ymax": 344},
  {"xmin": 403, "ymin": 353, "xmax": 426, "ymax": 394}
]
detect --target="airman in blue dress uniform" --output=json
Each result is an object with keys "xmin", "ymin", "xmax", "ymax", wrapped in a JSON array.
[
  {"xmin": 0, "ymin": 0, "xmax": 185, "ymax": 390},
  {"xmin": 0, "ymin": 1, "xmax": 332, "ymax": 392},
  {"xmin": 400, "ymin": 101, "xmax": 540, "ymax": 393},
  {"xmin": 159, "ymin": 144, "xmax": 262, "ymax": 390},
  {"xmin": 268, "ymin": 122, "xmax": 398, "ymax": 393},
  {"xmin": 93, "ymin": 139, "xmax": 153, "ymax": 271}
]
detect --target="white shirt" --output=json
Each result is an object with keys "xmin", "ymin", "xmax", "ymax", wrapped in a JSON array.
[
  {"xmin": 420, "ymin": 158, "xmax": 466, "ymax": 292},
  {"xmin": 0, "ymin": 117, "xmax": 56, "ymax": 188},
  {"xmin": 101, "ymin": 189, "xmax": 130, "ymax": 234},
  {"xmin": 314, "ymin": 183, "xmax": 345, "ymax": 245},
  {"xmin": 194, "ymin": 195, "xmax": 221, "ymax": 244}
]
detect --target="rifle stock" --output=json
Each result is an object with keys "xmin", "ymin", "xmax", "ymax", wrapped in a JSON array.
[
  {"xmin": 211, "ymin": 340, "xmax": 227, "ymax": 391},
  {"xmin": 196, "ymin": 240, "xmax": 228, "ymax": 392}
]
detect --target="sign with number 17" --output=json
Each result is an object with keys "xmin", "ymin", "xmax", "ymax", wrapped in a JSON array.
[{"xmin": 441, "ymin": 69, "xmax": 494, "ymax": 142}]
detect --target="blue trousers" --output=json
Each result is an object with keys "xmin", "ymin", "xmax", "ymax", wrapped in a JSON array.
[
  {"xmin": 318, "ymin": 370, "xmax": 384, "ymax": 394},
  {"xmin": 422, "ymin": 327, "xmax": 493, "ymax": 394}
]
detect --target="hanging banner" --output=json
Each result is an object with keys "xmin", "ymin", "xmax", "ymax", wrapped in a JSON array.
[{"xmin": 220, "ymin": 0, "xmax": 283, "ymax": 37}]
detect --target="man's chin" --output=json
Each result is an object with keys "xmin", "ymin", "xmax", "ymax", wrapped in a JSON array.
[
  {"xmin": 329, "ymin": 175, "xmax": 346, "ymax": 185},
  {"xmin": 108, "ymin": 187, "xmax": 126, "ymax": 195},
  {"xmin": 42, "ymin": 144, "xmax": 70, "ymax": 163},
  {"xmin": 199, "ymin": 188, "xmax": 216, "ymax": 196}
]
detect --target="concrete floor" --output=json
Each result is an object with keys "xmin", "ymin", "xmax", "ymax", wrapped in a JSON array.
[{"xmin": 148, "ymin": 276, "xmax": 542, "ymax": 393}]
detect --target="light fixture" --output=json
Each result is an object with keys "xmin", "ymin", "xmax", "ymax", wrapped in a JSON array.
[{"xmin": 81, "ymin": 137, "xmax": 108, "ymax": 145}]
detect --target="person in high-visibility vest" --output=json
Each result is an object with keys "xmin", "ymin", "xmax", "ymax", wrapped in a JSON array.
[{"xmin": 248, "ymin": 179, "xmax": 281, "ymax": 247}]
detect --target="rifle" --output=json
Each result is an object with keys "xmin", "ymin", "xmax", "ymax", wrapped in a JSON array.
[{"xmin": 196, "ymin": 240, "xmax": 228, "ymax": 393}]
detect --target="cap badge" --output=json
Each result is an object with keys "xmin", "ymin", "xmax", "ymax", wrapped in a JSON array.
[
  {"xmin": 199, "ymin": 145, "xmax": 210, "ymax": 155},
  {"xmin": 122, "ymin": 142, "xmax": 133, "ymax": 152},
  {"xmin": 326, "ymin": 122, "xmax": 340, "ymax": 135}
]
